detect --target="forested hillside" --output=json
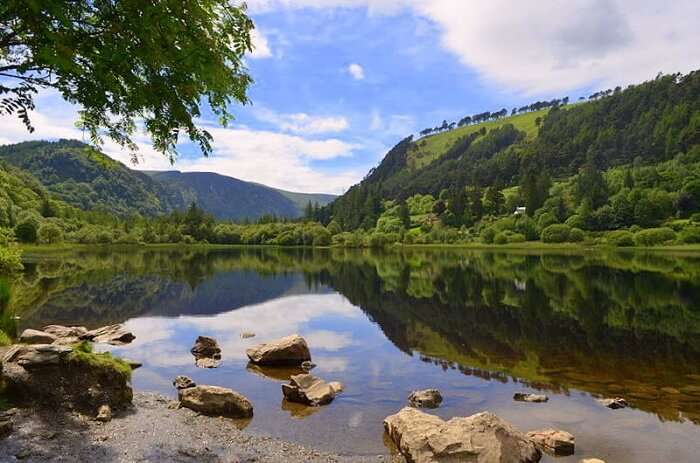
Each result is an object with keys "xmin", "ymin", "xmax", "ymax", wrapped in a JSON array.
[
  {"xmin": 320, "ymin": 70, "xmax": 700, "ymax": 246},
  {"xmin": 0, "ymin": 140, "xmax": 178, "ymax": 216},
  {"xmin": 0, "ymin": 140, "xmax": 335, "ymax": 220}
]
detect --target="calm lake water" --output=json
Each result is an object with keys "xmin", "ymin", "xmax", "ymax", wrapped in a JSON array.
[{"xmin": 5, "ymin": 246, "xmax": 700, "ymax": 461}]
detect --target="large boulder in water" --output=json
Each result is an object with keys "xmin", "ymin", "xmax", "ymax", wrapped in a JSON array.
[
  {"xmin": 383, "ymin": 407, "xmax": 541, "ymax": 463},
  {"xmin": 179, "ymin": 385, "xmax": 253, "ymax": 418},
  {"xmin": 1, "ymin": 344, "xmax": 133, "ymax": 411},
  {"xmin": 246, "ymin": 334, "xmax": 311, "ymax": 366},
  {"xmin": 282, "ymin": 374, "xmax": 335, "ymax": 406}
]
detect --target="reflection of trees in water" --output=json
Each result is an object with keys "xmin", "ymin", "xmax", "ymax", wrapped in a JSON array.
[
  {"xmin": 8, "ymin": 246, "xmax": 700, "ymax": 423},
  {"xmin": 321, "ymin": 249, "xmax": 700, "ymax": 425}
]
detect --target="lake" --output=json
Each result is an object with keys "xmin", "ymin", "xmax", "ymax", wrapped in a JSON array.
[{"xmin": 4, "ymin": 246, "xmax": 700, "ymax": 461}]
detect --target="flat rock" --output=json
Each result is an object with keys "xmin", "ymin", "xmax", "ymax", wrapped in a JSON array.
[
  {"xmin": 384, "ymin": 407, "xmax": 541, "ymax": 463},
  {"xmin": 2, "ymin": 344, "xmax": 72, "ymax": 367},
  {"xmin": 282, "ymin": 374, "xmax": 335, "ymax": 406},
  {"xmin": 179, "ymin": 385, "xmax": 253, "ymax": 418},
  {"xmin": 408, "ymin": 389, "xmax": 443, "ymax": 408},
  {"xmin": 42, "ymin": 325, "xmax": 88, "ymax": 344},
  {"xmin": 18, "ymin": 329, "xmax": 57, "ymax": 345},
  {"xmin": 579, "ymin": 459, "xmax": 606, "ymax": 463},
  {"xmin": 514, "ymin": 392, "xmax": 549, "ymax": 403},
  {"xmin": 597, "ymin": 397, "xmax": 628, "ymax": 409},
  {"xmin": 527, "ymin": 429, "xmax": 575, "ymax": 456},
  {"xmin": 246, "ymin": 334, "xmax": 311, "ymax": 366},
  {"xmin": 81, "ymin": 325, "xmax": 135, "ymax": 345}
]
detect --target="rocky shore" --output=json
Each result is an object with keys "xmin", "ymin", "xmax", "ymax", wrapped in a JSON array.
[{"xmin": 0, "ymin": 393, "xmax": 398, "ymax": 463}]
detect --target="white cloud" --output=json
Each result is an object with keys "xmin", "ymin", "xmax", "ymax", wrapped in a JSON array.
[
  {"xmin": 347, "ymin": 63, "xmax": 365, "ymax": 80},
  {"xmin": 254, "ymin": 108, "xmax": 349, "ymax": 134},
  {"xmin": 249, "ymin": 0, "xmax": 700, "ymax": 95},
  {"xmin": 0, "ymin": 97, "xmax": 362, "ymax": 194},
  {"xmin": 249, "ymin": 28, "xmax": 273, "ymax": 59}
]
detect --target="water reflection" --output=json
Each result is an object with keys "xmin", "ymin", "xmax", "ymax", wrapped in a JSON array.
[{"xmin": 4, "ymin": 246, "xmax": 700, "ymax": 459}]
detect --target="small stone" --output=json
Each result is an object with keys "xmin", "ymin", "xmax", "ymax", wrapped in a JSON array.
[
  {"xmin": 191, "ymin": 336, "xmax": 221, "ymax": 358},
  {"xmin": 579, "ymin": 459, "xmax": 606, "ymax": 463},
  {"xmin": 301, "ymin": 361, "xmax": 316, "ymax": 371},
  {"xmin": 96, "ymin": 404, "xmax": 112, "ymax": 422},
  {"xmin": 282, "ymin": 374, "xmax": 335, "ymax": 406},
  {"xmin": 527, "ymin": 428, "xmax": 575, "ymax": 456},
  {"xmin": 173, "ymin": 376, "xmax": 197, "ymax": 390},
  {"xmin": 597, "ymin": 397, "xmax": 628, "ymax": 409},
  {"xmin": 408, "ymin": 388, "xmax": 443, "ymax": 408},
  {"xmin": 240, "ymin": 332, "xmax": 256, "ymax": 339},
  {"xmin": 195, "ymin": 357, "xmax": 222, "ymax": 368},
  {"xmin": 514, "ymin": 392, "xmax": 549, "ymax": 403}
]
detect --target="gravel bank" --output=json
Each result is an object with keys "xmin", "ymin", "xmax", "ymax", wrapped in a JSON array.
[{"xmin": 0, "ymin": 393, "xmax": 402, "ymax": 463}]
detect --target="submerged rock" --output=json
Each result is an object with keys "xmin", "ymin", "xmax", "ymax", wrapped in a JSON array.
[
  {"xmin": 96, "ymin": 404, "xmax": 112, "ymax": 422},
  {"xmin": 81, "ymin": 324, "xmax": 135, "ymax": 346},
  {"xmin": 179, "ymin": 385, "xmax": 253, "ymax": 418},
  {"xmin": 408, "ymin": 389, "xmax": 443, "ymax": 408},
  {"xmin": 514, "ymin": 392, "xmax": 549, "ymax": 403},
  {"xmin": 527, "ymin": 429, "xmax": 575, "ymax": 456},
  {"xmin": 1, "ymin": 344, "xmax": 132, "ymax": 411},
  {"xmin": 282, "ymin": 374, "xmax": 335, "ymax": 406},
  {"xmin": 18, "ymin": 329, "xmax": 57, "ymax": 345},
  {"xmin": 191, "ymin": 336, "xmax": 222, "ymax": 368},
  {"xmin": 597, "ymin": 397, "xmax": 628, "ymax": 409},
  {"xmin": 383, "ymin": 407, "xmax": 541, "ymax": 463},
  {"xmin": 246, "ymin": 334, "xmax": 311, "ymax": 366}
]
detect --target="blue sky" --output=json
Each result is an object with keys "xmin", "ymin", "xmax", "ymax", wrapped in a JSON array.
[{"xmin": 2, "ymin": 0, "xmax": 699, "ymax": 193}]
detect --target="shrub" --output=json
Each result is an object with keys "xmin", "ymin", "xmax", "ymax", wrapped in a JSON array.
[
  {"xmin": 606, "ymin": 230, "xmax": 635, "ymax": 247},
  {"xmin": 568, "ymin": 228, "xmax": 585, "ymax": 242},
  {"xmin": 14, "ymin": 221, "xmax": 37, "ymax": 243},
  {"xmin": 564, "ymin": 214, "xmax": 586, "ymax": 229},
  {"xmin": 310, "ymin": 228, "xmax": 330, "ymax": 246},
  {"xmin": 37, "ymin": 223, "xmax": 64, "ymax": 244},
  {"xmin": 679, "ymin": 226, "xmax": 700, "ymax": 244},
  {"xmin": 541, "ymin": 224, "xmax": 571, "ymax": 243},
  {"xmin": 507, "ymin": 232, "xmax": 526, "ymax": 243},
  {"xmin": 493, "ymin": 231, "xmax": 509, "ymax": 245},
  {"xmin": 537, "ymin": 212, "xmax": 558, "ymax": 230},
  {"xmin": 0, "ymin": 246, "xmax": 23, "ymax": 274},
  {"xmin": 634, "ymin": 227, "xmax": 676, "ymax": 246}
]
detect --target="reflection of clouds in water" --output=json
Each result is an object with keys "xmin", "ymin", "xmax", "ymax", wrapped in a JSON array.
[
  {"xmin": 348, "ymin": 411, "xmax": 363, "ymax": 428},
  {"xmin": 305, "ymin": 330, "xmax": 353, "ymax": 351},
  {"xmin": 114, "ymin": 294, "xmax": 361, "ymax": 366},
  {"xmin": 315, "ymin": 356, "xmax": 349, "ymax": 373}
]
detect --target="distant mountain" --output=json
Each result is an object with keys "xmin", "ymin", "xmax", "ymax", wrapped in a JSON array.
[
  {"xmin": 0, "ymin": 140, "xmax": 336, "ymax": 219},
  {"xmin": 147, "ymin": 170, "xmax": 335, "ymax": 220}
]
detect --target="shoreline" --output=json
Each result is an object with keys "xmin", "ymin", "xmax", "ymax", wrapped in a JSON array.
[{"xmin": 0, "ymin": 392, "xmax": 399, "ymax": 463}]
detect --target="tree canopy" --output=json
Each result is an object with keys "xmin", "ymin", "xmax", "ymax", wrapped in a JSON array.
[{"xmin": 0, "ymin": 0, "xmax": 255, "ymax": 161}]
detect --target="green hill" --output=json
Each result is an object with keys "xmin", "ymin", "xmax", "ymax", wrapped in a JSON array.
[
  {"xmin": 0, "ymin": 140, "xmax": 336, "ymax": 220},
  {"xmin": 324, "ymin": 70, "xmax": 700, "ymax": 241}
]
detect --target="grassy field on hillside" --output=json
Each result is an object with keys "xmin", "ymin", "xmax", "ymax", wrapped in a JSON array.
[{"xmin": 407, "ymin": 109, "xmax": 548, "ymax": 170}]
